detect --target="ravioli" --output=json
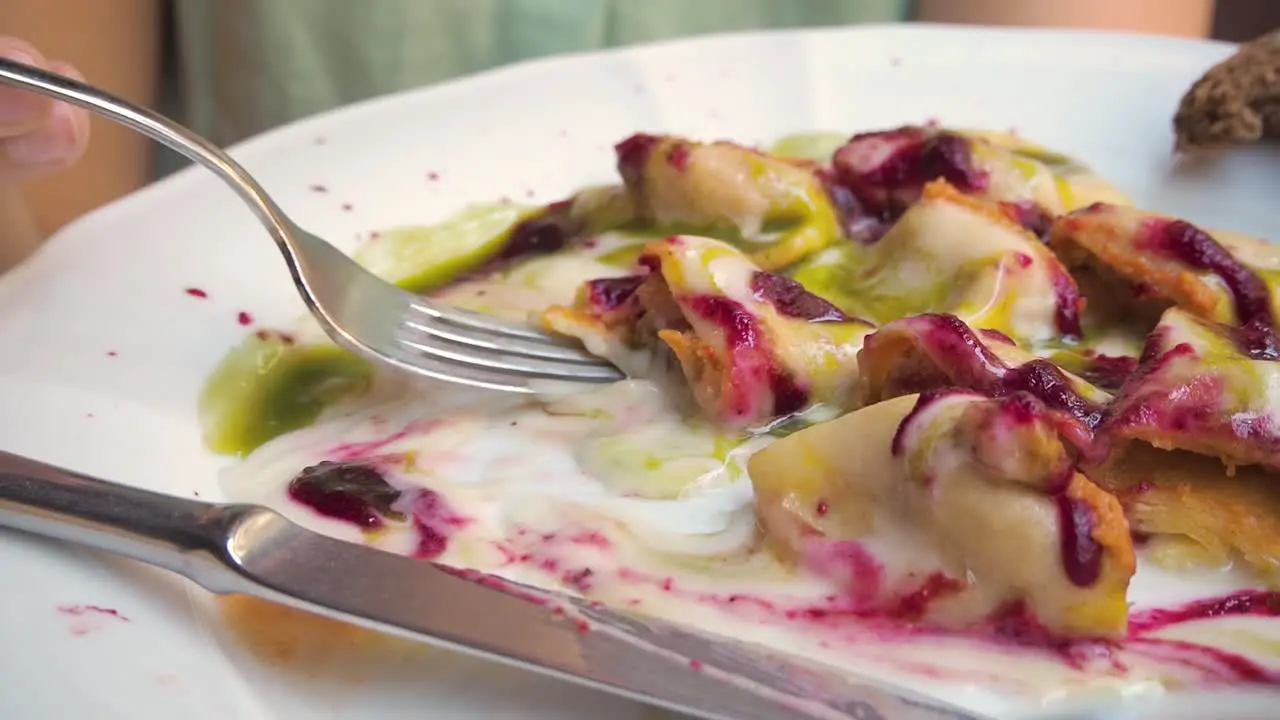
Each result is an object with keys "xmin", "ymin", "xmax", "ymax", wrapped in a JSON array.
[
  {"xmin": 829, "ymin": 125, "xmax": 1128, "ymax": 230},
  {"xmin": 1103, "ymin": 308, "xmax": 1280, "ymax": 471},
  {"xmin": 856, "ymin": 313, "xmax": 1111, "ymax": 433},
  {"xmin": 1049, "ymin": 204, "xmax": 1280, "ymax": 353},
  {"xmin": 542, "ymin": 235, "xmax": 873, "ymax": 429},
  {"xmin": 792, "ymin": 180, "xmax": 1084, "ymax": 344},
  {"xmin": 1094, "ymin": 442, "xmax": 1280, "ymax": 578},
  {"xmin": 206, "ymin": 122, "xmax": 1280, "ymax": 660},
  {"xmin": 574, "ymin": 133, "xmax": 846, "ymax": 271},
  {"xmin": 748, "ymin": 390, "xmax": 1135, "ymax": 638},
  {"xmin": 1090, "ymin": 308, "xmax": 1280, "ymax": 577}
]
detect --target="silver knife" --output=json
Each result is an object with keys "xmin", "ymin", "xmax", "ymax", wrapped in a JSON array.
[{"xmin": 0, "ymin": 450, "xmax": 988, "ymax": 720}]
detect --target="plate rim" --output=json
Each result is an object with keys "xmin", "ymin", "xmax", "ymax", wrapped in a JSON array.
[
  {"xmin": 35, "ymin": 23, "xmax": 1237, "ymax": 263},
  {"xmin": 0, "ymin": 22, "xmax": 1261, "ymax": 718}
]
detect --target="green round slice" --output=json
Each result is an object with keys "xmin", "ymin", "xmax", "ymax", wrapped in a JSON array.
[
  {"xmin": 199, "ymin": 332, "xmax": 375, "ymax": 456},
  {"xmin": 768, "ymin": 132, "xmax": 849, "ymax": 162},
  {"xmin": 354, "ymin": 202, "xmax": 534, "ymax": 293}
]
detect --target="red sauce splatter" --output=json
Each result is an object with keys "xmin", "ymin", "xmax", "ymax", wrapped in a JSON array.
[
  {"xmin": 58, "ymin": 605, "xmax": 130, "ymax": 621},
  {"xmin": 287, "ymin": 462, "xmax": 401, "ymax": 529},
  {"xmin": 832, "ymin": 126, "xmax": 987, "ymax": 221},
  {"xmin": 1048, "ymin": 264, "xmax": 1085, "ymax": 339},
  {"xmin": 340, "ymin": 202, "xmax": 353, "ymax": 212},
  {"xmin": 890, "ymin": 573, "xmax": 964, "ymax": 620},
  {"xmin": 1075, "ymin": 352, "xmax": 1138, "ymax": 392},
  {"xmin": 689, "ymin": 659, "xmax": 705, "ymax": 670},
  {"xmin": 484, "ymin": 518, "xmax": 1280, "ymax": 685},
  {"xmin": 817, "ymin": 169, "xmax": 887, "ymax": 243},
  {"xmin": 870, "ymin": 314, "xmax": 1105, "ymax": 432},
  {"xmin": 1002, "ymin": 359, "xmax": 1104, "ymax": 430},
  {"xmin": 327, "ymin": 420, "xmax": 436, "ymax": 463},
  {"xmin": 666, "ymin": 142, "xmax": 691, "ymax": 171},
  {"xmin": 105, "ymin": 350, "xmax": 118, "ymax": 358},
  {"xmin": 583, "ymin": 275, "xmax": 645, "ymax": 313},
  {"xmin": 686, "ymin": 294, "xmax": 811, "ymax": 420},
  {"xmin": 411, "ymin": 489, "xmax": 471, "ymax": 559},
  {"xmin": 1055, "ymin": 495, "xmax": 1102, "ymax": 587},
  {"xmin": 567, "ymin": 530, "xmax": 612, "ymax": 549},
  {"xmin": 999, "ymin": 200, "xmax": 1053, "ymax": 241},
  {"xmin": 1106, "ymin": 341, "xmax": 1225, "ymax": 440},
  {"xmin": 185, "ymin": 287, "xmax": 208, "ymax": 299},
  {"xmin": 562, "ymin": 568, "xmax": 595, "ymax": 591},
  {"xmin": 801, "ymin": 540, "xmax": 886, "ymax": 608},
  {"xmin": 496, "ymin": 200, "xmax": 579, "ymax": 263},
  {"xmin": 236, "ymin": 311, "xmax": 253, "ymax": 326},
  {"xmin": 1141, "ymin": 218, "xmax": 1278, "ymax": 359},
  {"xmin": 1130, "ymin": 590, "xmax": 1280, "ymax": 633},
  {"xmin": 983, "ymin": 601, "xmax": 1092, "ymax": 662},
  {"xmin": 749, "ymin": 271, "xmax": 865, "ymax": 324},
  {"xmin": 615, "ymin": 133, "xmax": 661, "ymax": 188}
]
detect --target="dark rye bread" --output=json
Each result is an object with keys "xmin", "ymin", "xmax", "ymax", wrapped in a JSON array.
[{"xmin": 1174, "ymin": 29, "xmax": 1280, "ymax": 152}]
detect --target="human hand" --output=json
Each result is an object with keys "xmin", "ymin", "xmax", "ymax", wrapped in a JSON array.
[{"xmin": 0, "ymin": 37, "xmax": 89, "ymax": 184}]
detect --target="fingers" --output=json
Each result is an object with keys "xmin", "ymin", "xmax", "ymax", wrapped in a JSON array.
[
  {"xmin": 0, "ymin": 39, "xmax": 91, "ymax": 183},
  {"xmin": 0, "ymin": 38, "xmax": 52, "ymax": 138}
]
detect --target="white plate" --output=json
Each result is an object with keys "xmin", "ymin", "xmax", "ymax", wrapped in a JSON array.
[{"xmin": 0, "ymin": 24, "xmax": 1276, "ymax": 720}]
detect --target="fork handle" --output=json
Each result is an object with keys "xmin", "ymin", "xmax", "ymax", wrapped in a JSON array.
[
  {"xmin": 0, "ymin": 58, "xmax": 296, "ymax": 260},
  {"xmin": 0, "ymin": 449, "xmax": 254, "ymax": 593}
]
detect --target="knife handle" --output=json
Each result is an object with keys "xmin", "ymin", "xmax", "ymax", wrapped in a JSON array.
[{"xmin": 0, "ymin": 449, "xmax": 258, "ymax": 592}]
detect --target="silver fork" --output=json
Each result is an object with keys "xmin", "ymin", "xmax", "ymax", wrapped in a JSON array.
[{"xmin": 0, "ymin": 59, "xmax": 625, "ymax": 393}]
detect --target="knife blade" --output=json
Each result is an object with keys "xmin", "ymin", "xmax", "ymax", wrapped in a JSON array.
[{"xmin": 0, "ymin": 450, "xmax": 988, "ymax": 720}]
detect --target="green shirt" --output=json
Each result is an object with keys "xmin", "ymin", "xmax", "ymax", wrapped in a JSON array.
[{"xmin": 171, "ymin": 0, "xmax": 912, "ymax": 147}]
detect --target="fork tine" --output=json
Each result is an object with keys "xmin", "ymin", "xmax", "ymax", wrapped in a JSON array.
[
  {"xmin": 408, "ymin": 297, "xmax": 574, "ymax": 343},
  {"xmin": 401, "ymin": 317, "xmax": 610, "ymax": 365},
  {"xmin": 403, "ymin": 308, "xmax": 610, "ymax": 365},
  {"xmin": 380, "ymin": 346, "xmax": 543, "ymax": 393},
  {"xmin": 397, "ymin": 330, "xmax": 625, "ymax": 382}
]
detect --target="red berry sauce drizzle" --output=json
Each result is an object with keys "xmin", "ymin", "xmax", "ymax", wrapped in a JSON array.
[
  {"xmin": 831, "ymin": 126, "xmax": 988, "ymax": 222},
  {"xmin": 279, "ymin": 414, "xmax": 1280, "ymax": 689},
  {"xmin": 485, "ymin": 517, "xmax": 1280, "ymax": 686},
  {"xmin": 866, "ymin": 314, "xmax": 1123, "ymax": 591},
  {"xmin": 685, "ymin": 294, "xmax": 811, "ymax": 419},
  {"xmin": 577, "ymin": 240, "xmax": 870, "ymax": 423},
  {"xmin": 749, "ymin": 271, "xmax": 869, "ymax": 325},
  {"xmin": 891, "ymin": 386, "xmax": 1101, "ymax": 588},
  {"xmin": 1139, "ymin": 217, "xmax": 1280, "ymax": 360},
  {"xmin": 288, "ymin": 462, "xmax": 470, "ymax": 559},
  {"xmin": 868, "ymin": 314, "xmax": 1105, "ymax": 432},
  {"xmin": 1073, "ymin": 352, "xmax": 1139, "ymax": 393},
  {"xmin": 829, "ymin": 128, "xmax": 1082, "ymax": 337},
  {"xmin": 582, "ymin": 275, "xmax": 646, "ymax": 313}
]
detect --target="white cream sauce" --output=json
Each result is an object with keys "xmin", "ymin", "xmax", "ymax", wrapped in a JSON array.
[{"xmin": 221, "ymin": 239, "xmax": 1280, "ymax": 718}]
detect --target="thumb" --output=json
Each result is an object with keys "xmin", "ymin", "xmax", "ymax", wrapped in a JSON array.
[
  {"xmin": 0, "ymin": 39, "xmax": 52, "ymax": 138},
  {"xmin": 0, "ymin": 42, "xmax": 89, "ymax": 183}
]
